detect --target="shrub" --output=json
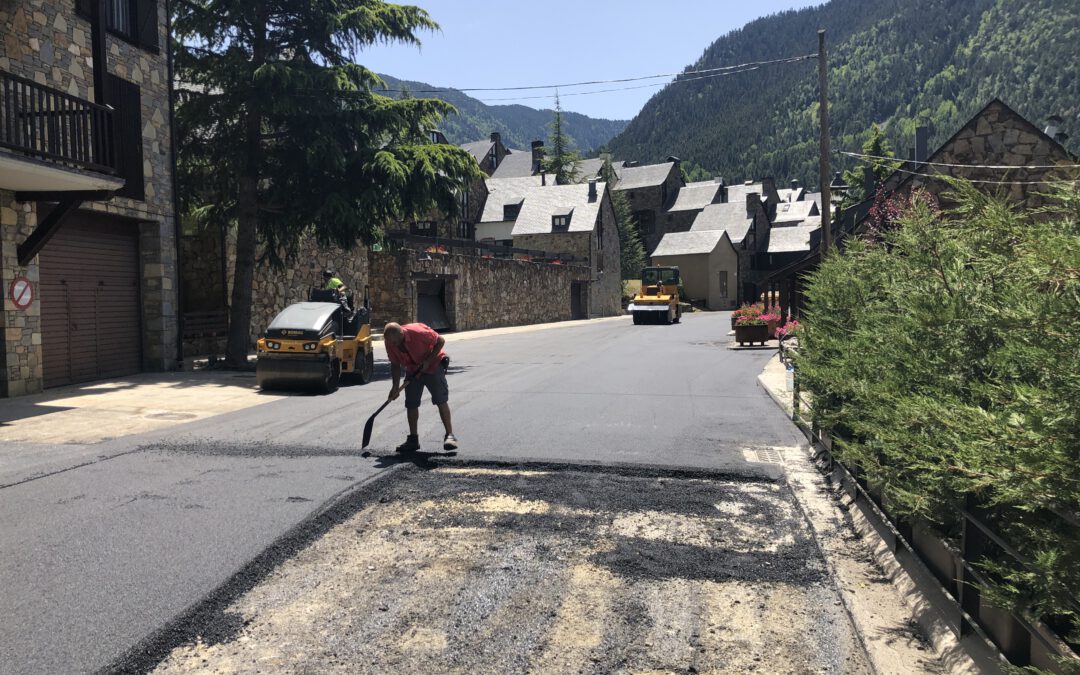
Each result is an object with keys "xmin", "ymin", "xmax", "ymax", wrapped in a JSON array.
[{"xmin": 796, "ymin": 181, "xmax": 1080, "ymax": 645}]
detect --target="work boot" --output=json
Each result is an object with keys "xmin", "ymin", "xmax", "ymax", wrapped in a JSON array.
[
  {"xmin": 396, "ymin": 434, "xmax": 420, "ymax": 453},
  {"xmin": 443, "ymin": 433, "xmax": 458, "ymax": 451}
]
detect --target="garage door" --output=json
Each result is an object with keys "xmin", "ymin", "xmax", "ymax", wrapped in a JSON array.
[{"xmin": 39, "ymin": 212, "xmax": 141, "ymax": 388}]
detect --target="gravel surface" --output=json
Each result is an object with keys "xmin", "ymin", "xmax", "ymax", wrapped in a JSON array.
[{"xmin": 142, "ymin": 465, "xmax": 871, "ymax": 674}]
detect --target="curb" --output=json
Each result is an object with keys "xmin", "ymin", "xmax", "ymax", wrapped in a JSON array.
[{"xmin": 757, "ymin": 356, "xmax": 1000, "ymax": 674}]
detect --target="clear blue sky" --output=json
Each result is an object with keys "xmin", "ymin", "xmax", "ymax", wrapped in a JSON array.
[{"xmin": 357, "ymin": 1, "xmax": 823, "ymax": 120}]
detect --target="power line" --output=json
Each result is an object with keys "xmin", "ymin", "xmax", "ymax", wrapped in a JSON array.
[
  {"xmin": 371, "ymin": 54, "xmax": 815, "ymax": 96},
  {"xmin": 876, "ymin": 163, "xmax": 1079, "ymax": 186},
  {"xmin": 841, "ymin": 150, "xmax": 1080, "ymax": 171},
  {"xmin": 474, "ymin": 64, "xmax": 771, "ymax": 102}
]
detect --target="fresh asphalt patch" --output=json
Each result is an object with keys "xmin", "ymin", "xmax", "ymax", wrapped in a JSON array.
[{"xmin": 110, "ymin": 462, "xmax": 871, "ymax": 674}]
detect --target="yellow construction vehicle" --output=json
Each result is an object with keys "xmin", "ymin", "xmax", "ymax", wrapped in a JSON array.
[
  {"xmin": 628, "ymin": 266, "xmax": 681, "ymax": 325},
  {"xmin": 255, "ymin": 287, "xmax": 375, "ymax": 393}
]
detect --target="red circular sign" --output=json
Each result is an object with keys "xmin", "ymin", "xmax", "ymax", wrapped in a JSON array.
[{"xmin": 9, "ymin": 276, "xmax": 34, "ymax": 309}]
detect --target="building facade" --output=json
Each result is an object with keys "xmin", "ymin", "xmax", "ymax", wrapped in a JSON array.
[{"xmin": 1, "ymin": 0, "xmax": 178, "ymax": 395}]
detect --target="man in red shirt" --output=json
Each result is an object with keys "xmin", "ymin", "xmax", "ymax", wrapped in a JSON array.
[{"xmin": 383, "ymin": 322, "xmax": 457, "ymax": 452}]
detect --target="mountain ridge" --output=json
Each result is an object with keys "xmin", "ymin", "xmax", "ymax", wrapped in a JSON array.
[
  {"xmin": 606, "ymin": 0, "xmax": 1078, "ymax": 187},
  {"xmin": 378, "ymin": 74, "xmax": 628, "ymax": 153}
]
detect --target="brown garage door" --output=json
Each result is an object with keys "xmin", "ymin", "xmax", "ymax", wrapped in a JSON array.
[{"xmin": 40, "ymin": 212, "xmax": 141, "ymax": 388}]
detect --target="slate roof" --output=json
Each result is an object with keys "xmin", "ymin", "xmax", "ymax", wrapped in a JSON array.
[
  {"xmin": 805, "ymin": 192, "xmax": 822, "ymax": 209},
  {"xmin": 651, "ymin": 230, "xmax": 725, "ymax": 257},
  {"xmin": 668, "ymin": 182, "xmax": 723, "ymax": 212},
  {"xmin": 480, "ymin": 176, "xmax": 551, "ymax": 222},
  {"xmin": 460, "ymin": 140, "xmax": 494, "ymax": 165},
  {"xmin": 574, "ymin": 158, "xmax": 608, "ymax": 183},
  {"xmin": 775, "ymin": 187, "xmax": 806, "ymax": 203},
  {"xmin": 511, "ymin": 182, "xmax": 606, "ymax": 236},
  {"xmin": 690, "ymin": 202, "xmax": 753, "ymax": 244},
  {"xmin": 614, "ymin": 162, "xmax": 676, "ymax": 190},
  {"xmin": 725, "ymin": 182, "xmax": 763, "ymax": 205},
  {"xmin": 768, "ymin": 223, "xmax": 819, "ymax": 254},
  {"xmin": 771, "ymin": 199, "xmax": 818, "ymax": 225},
  {"xmin": 490, "ymin": 148, "xmax": 536, "ymax": 178}
]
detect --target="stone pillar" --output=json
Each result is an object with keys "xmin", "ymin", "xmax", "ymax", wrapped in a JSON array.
[{"xmin": 0, "ymin": 193, "xmax": 44, "ymax": 397}]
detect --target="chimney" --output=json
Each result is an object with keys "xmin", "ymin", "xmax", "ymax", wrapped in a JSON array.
[
  {"xmin": 746, "ymin": 191, "xmax": 760, "ymax": 216},
  {"xmin": 715, "ymin": 176, "xmax": 727, "ymax": 203},
  {"xmin": 588, "ymin": 178, "xmax": 598, "ymax": 201},
  {"xmin": 531, "ymin": 140, "xmax": 544, "ymax": 173},
  {"xmin": 915, "ymin": 126, "xmax": 929, "ymax": 163},
  {"xmin": 790, "ymin": 179, "xmax": 799, "ymax": 191},
  {"xmin": 666, "ymin": 155, "xmax": 681, "ymax": 165},
  {"xmin": 490, "ymin": 131, "xmax": 501, "ymax": 144},
  {"xmin": 540, "ymin": 171, "xmax": 546, "ymax": 186}
]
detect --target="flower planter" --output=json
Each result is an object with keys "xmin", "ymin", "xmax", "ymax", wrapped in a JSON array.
[
  {"xmin": 734, "ymin": 323, "xmax": 770, "ymax": 346},
  {"xmin": 766, "ymin": 318, "xmax": 781, "ymax": 338}
]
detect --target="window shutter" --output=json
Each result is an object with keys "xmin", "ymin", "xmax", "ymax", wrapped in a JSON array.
[
  {"xmin": 108, "ymin": 75, "xmax": 145, "ymax": 201},
  {"xmin": 136, "ymin": 0, "xmax": 159, "ymax": 53}
]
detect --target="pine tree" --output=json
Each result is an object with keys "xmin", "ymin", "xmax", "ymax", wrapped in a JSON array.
[
  {"xmin": 840, "ymin": 125, "xmax": 900, "ymax": 208},
  {"xmin": 174, "ymin": 0, "xmax": 481, "ymax": 366},
  {"xmin": 600, "ymin": 158, "xmax": 645, "ymax": 278},
  {"xmin": 543, "ymin": 94, "xmax": 581, "ymax": 185}
]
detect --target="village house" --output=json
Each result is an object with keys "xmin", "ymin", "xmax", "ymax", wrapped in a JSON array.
[
  {"xmin": 460, "ymin": 131, "xmax": 510, "ymax": 176},
  {"xmin": 649, "ymin": 229, "xmax": 739, "ymax": 310},
  {"xmin": 763, "ymin": 98, "xmax": 1076, "ymax": 320},
  {"xmin": 1, "ymin": 0, "xmax": 178, "ymax": 396},
  {"xmin": 611, "ymin": 160, "xmax": 683, "ymax": 255},
  {"xmin": 489, "ymin": 140, "xmax": 545, "ymax": 179},
  {"xmin": 684, "ymin": 189, "xmax": 772, "ymax": 303},
  {"xmin": 474, "ymin": 175, "xmax": 622, "ymax": 317},
  {"xmin": 663, "ymin": 177, "xmax": 727, "ymax": 235}
]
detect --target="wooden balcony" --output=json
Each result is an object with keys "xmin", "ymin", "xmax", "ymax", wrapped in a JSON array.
[{"xmin": 0, "ymin": 68, "xmax": 124, "ymax": 193}]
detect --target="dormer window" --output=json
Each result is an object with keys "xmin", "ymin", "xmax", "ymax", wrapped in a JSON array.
[
  {"xmin": 552, "ymin": 207, "xmax": 573, "ymax": 232},
  {"xmin": 503, "ymin": 202, "xmax": 521, "ymax": 220}
]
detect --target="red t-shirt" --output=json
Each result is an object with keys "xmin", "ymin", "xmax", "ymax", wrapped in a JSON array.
[{"xmin": 385, "ymin": 323, "xmax": 447, "ymax": 375}]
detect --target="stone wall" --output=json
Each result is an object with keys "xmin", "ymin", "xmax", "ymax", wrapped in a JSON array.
[
  {"xmin": 0, "ymin": 195, "xmax": 41, "ymax": 396},
  {"xmin": 886, "ymin": 100, "xmax": 1075, "ymax": 211},
  {"xmin": 368, "ymin": 248, "xmax": 590, "ymax": 332}
]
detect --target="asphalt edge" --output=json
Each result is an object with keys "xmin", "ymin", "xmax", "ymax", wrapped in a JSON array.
[
  {"xmin": 756, "ymin": 355, "xmax": 1001, "ymax": 675},
  {"xmin": 98, "ymin": 464, "xmax": 411, "ymax": 675}
]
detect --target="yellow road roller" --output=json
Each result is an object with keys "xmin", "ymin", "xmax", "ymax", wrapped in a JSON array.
[
  {"xmin": 255, "ymin": 288, "xmax": 375, "ymax": 393},
  {"xmin": 628, "ymin": 266, "xmax": 682, "ymax": 325}
]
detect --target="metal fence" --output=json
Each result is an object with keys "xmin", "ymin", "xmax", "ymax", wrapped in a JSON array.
[
  {"xmin": 0, "ymin": 68, "xmax": 116, "ymax": 173},
  {"xmin": 790, "ymin": 365, "xmax": 1079, "ymax": 671}
]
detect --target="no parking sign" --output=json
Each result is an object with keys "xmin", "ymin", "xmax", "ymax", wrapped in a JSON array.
[{"xmin": 9, "ymin": 276, "xmax": 34, "ymax": 309}]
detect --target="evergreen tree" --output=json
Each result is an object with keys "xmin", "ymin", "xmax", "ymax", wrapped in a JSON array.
[
  {"xmin": 174, "ymin": 0, "xmax": 481, "ymax": 367},
  {"xmin": 840, "ymin": 124, "xmax": 899, "ymax": 208},
  {"xmin": 543, "ymin": 94, "xmax": 582, "ymax": 185},
  {"xmin": 601, "ymin": 158, "xmax": 645, "ymax": 278}
]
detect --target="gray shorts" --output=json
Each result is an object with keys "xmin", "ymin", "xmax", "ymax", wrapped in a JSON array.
[{"xmin": 404, "ymin": 365, "xmax": 449, "ymax": 409}]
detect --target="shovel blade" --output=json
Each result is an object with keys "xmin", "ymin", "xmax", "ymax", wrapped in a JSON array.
[{"xmin": 361, "ymin": 414, "xmax": 377, "ymax": 449}]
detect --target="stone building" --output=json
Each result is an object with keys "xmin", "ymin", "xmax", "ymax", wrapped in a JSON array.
[
  {"xmin": 460, "ymin": 132, "xmax": 511, "ymax": 177},
  {"xmin": 510, "ymin": 179, "xmax": 622, "ymax": 318},
  {"xmin": 1, "ymin": 0, "xmax": 177, "ymax": 395},
  {"xmin": 650, "ymin": 230, "xmax": 739, "ymax": 311},
  {"xmin": 663, "ymin": 177, "xmax": 727, "ymax": 236},
  {"xmin": 686, "ymin": 191, "xmax": 772, "ymax": 304},
  {"xmin": 611, "ymin": 160, "xmax": 683, "ymax": 256}
]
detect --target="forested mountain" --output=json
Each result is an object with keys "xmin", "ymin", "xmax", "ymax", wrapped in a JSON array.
[
  {"xmin": 378, "ymin": 74, "xmax": 627, "ymax": 153},
  {"xmin": 606, "ymin": 0, "xmax": 1079, "ymax": 188}
]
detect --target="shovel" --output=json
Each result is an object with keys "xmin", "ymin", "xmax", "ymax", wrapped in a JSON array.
[{"xmin": 361, "ymin": 376, "xmax": 411, "ymax": 450}]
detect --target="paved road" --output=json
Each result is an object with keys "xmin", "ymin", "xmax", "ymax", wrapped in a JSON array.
[{"xmin": 0, "ymin": 312, "xmax": 806, "ymax": 673}]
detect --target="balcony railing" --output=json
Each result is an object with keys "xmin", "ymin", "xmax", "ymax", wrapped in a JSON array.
[{"xmin": 0, "ymin": 69, "xmax": 116, "ymax": 174}]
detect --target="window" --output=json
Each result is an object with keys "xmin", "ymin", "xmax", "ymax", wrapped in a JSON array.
[
  {"xmin": 634, "ymin": 210, "xmax": 655, "ymax": 235},
  {"xmin": 597, "ymin": 217, "xmax": 604, "ymax": 251},
  {"xmin": 552, "ymin": 215, "xmax": 570, "ymax": 232},
  {"xmin": 503, "ymin": 203, "xmax": 521, "ymax": 220},
  {"xmin": 412, "ymin": 221, "xmax": 436, "ymax": 236},
  {"xmin": 718, "ymin": 271, "xmax": 728, "ymax": 298},
  {"xmin": 78, "ymin": 0, "xmax": 159, "ymax": 52}
]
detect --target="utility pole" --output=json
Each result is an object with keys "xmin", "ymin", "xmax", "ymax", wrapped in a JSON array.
[{"xmin": 818, "ymin": 29, "xmax": 832, "ymax": 254}]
